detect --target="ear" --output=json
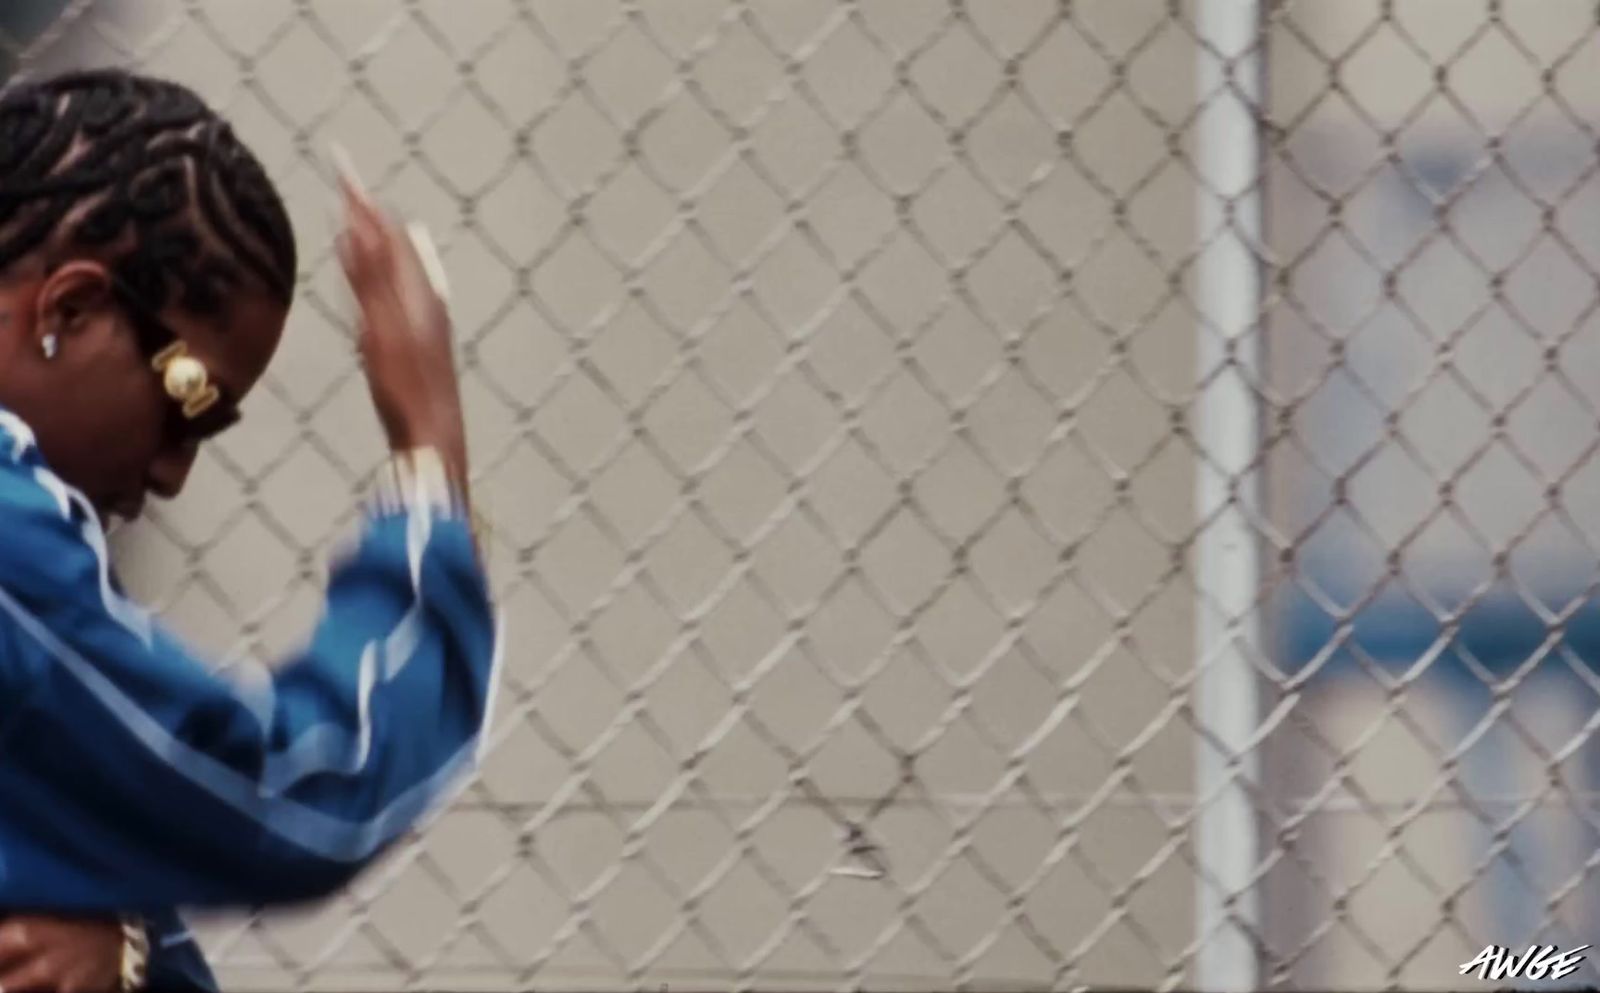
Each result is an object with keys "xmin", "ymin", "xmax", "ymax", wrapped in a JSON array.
[{"xmin": 34, "ymin": 260, "xmax": 117, "ymax": 346}]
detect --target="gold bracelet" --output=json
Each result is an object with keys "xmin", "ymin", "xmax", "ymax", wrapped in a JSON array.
[
  {"xmin": 119, "ymin": 917, "xmax": 149, "ymax": 992},
  {"xmin": 371, "ymin": 447, "xmax": 466, "ymax": 520},
  {"xmin": 371, "ymin": 448, "xmax": 489, "ymax": 563}
]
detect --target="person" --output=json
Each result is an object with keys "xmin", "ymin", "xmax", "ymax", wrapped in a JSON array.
[{"xmin": 0, "ymin": 69, "xmax": 500, "ymax": 991}]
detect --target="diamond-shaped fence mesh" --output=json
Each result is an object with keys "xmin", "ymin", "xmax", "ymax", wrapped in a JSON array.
[{"xmin": 7, "ymin": 0, "xmax": 1600, "ymax": 990}]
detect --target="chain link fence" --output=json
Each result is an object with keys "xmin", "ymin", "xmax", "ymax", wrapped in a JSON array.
[{"xmin": 8, "ymin": 0, "xmax": 1600, "ymax": 989}]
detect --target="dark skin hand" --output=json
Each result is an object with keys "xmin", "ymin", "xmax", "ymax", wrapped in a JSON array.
[
  {"xmin": 335, "ymin": 173, "xmax": 472, "ymax": 501},
  {"xmin": 0, "ymin": 915, "xmax": 123, "ymax": 992}
]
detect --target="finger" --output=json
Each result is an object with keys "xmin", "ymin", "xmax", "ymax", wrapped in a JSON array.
[
  {"xmin": 0, "ymin": 957, "xmax": 47, "ymax": 993},
  {"xmin": 407, "ymin": 222, "xmax": 451, "ymax": 301},
  {"xmin": 334, "ymin": 197, "xmax": 436, "ymax": 332},
  {"xmin": 330, "ymin": 141, "xmax": 377, "ymax": 214},
  {"xmin": 355, "ymin": 206, "xmax": 402, "ymax": 277},
  {"xmin": 336, "ymin": 207, "xmax": 389, "ymax": 291},
  {"xmin": 328, "ymin": 143, "xmax": 418, "ymax": 288},
  {"xmin": 331, "ymin": 170, "xmax": 388, "ymax": 273},
  {"xmin": 335, "ymin": 225, "xmax": 368, "ymax": 288},
  {"xmin": 334, "ymin": 177, "xmax": 375, "ymax": 253},
  {"xmin": 354, "ymin": 227, "xmax": 438, "ymax": 336},
  {"xmin": 0, "ymin": 920, "xmax": 33, "ymax": 971},
  {"xmin": 344, "ymin": 184, "xmax": 392, "ymax": 254}
]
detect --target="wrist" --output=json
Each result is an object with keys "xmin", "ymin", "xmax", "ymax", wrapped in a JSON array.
[
  {"xmin": 386, "ymin": 386, "xmax": 459, "ymax": 440},
  {"xmin": 371, "ymin": 447, "xmax": 467, "ymax": 519},
  {"xmin": 371, "ymin": 447, "xmax": 489, "ymax": 563},
  {"xmin": 388, "ymin": 409, "xmax": 467, "ymax": 482}
]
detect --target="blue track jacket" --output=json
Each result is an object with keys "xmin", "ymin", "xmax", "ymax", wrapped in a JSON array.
[{"xmin": 0, "ymin": 409, "xmax": 502, "ymax": 988}]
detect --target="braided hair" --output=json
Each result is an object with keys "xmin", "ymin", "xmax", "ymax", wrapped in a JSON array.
[{"xmin": 0, "ymin": 69, "xmax": 295, "ymax": 320}]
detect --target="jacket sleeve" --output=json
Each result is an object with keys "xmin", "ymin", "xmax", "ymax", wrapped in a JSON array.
[{"xmin": 0, "ymin": 424, "xmax": 502, "ymax": 910}]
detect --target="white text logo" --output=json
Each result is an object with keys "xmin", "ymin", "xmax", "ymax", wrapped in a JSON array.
[{"xmin": 1458, "ymin": 944, "xmax": 1589, "ymax": 982}]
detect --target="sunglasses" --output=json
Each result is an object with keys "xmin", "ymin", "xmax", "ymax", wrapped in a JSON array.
[{"xmin": 108, "ymin": 277, "xmax": 241, "ymax": 444}]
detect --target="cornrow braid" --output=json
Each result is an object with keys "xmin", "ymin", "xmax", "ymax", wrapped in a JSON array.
[{"xmin": 0, "ymin": 69, "xmax": 295, "ymax": 319}]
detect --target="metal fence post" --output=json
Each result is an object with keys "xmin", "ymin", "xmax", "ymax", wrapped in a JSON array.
[{"xmin": 1192, "ymin": 1, "xmax": 1264, "ymax": 989}]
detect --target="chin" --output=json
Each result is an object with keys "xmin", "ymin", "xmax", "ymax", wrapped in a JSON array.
[
  {"xmin": 110, "ymin": 507, "xmax": 144, "ymax": 526},
  {"xmin": 91, "ymin": 499, "xmax": 134, "ymax": 528}
]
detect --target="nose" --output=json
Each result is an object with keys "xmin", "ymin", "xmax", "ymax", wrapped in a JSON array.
[{"xmin": 146, "ymin": 442, "xmax": 200, "ymax": 500}]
